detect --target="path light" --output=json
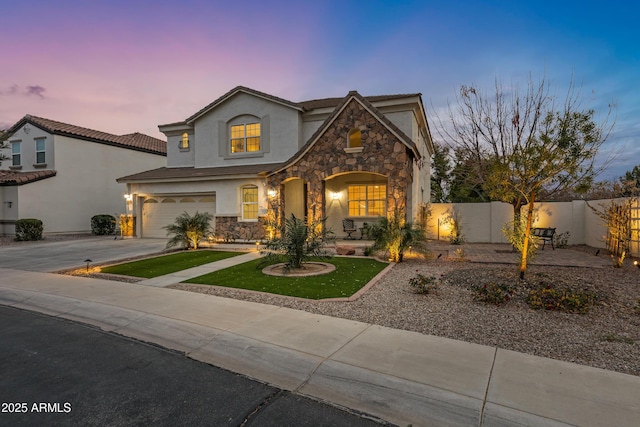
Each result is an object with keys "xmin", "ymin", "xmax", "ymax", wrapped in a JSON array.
[
  {"xmin": 84, "ymin": 259, "xmax": 92, "ymax": 273},
  {"xmin": 634, "ymin": 260, "xmax": 639, "ymax": 269}
]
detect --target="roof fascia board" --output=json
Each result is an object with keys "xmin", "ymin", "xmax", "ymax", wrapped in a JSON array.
[{"xmin": 186, "ymin": 87, "xmax": 303, "ymax": 125}]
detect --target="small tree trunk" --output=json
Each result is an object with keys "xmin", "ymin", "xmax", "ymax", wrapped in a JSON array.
[{"xmin": 519, "ymin": 191, "xmax": 536, "ymax": 279}]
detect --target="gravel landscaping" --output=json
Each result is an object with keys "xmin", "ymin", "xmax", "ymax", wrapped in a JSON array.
[
  {"xmin": 171, "ymin": 247, "xmax": 640, "ymax": 377},
  {"xmin": 38, "ymin": 234, "xmax": 639, "ymax": 377}
]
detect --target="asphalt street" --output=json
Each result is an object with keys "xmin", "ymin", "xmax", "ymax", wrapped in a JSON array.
[{"xmin": 0, "ymin": 306, "xmax": 388, "ymax": 427}]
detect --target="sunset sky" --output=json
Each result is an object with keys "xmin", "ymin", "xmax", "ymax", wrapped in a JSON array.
[{"xmin": 2, "ymin": 0, "xmax": 638, "ymax": 180}]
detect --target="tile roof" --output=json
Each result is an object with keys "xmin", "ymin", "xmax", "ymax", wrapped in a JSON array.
[
  {"xmin": 297, "ymin": 93, "xmax": 422, "ymax": 111},
  {"xmin": 184, "ymin": 86, "xmax": 303, "ymax": 124},
  {"xmin": 0, "ymin": 169, "xmax": 57, "ymax": 186},
  {"xmin": 6, "ymin": 115, "xmax": 166, "ymax": 156},
  {"xmin": 166, "ymin": 86, "xmax": 422, "ymax": 127},
  {"xmin": 117, "ymin": 163, "xmax": 285, "ymax": 182}
]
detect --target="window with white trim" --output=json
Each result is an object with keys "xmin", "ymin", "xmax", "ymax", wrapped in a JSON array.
[
  {"xmin": 241, "ymin": 186, "xmax": 259, "ymax": 220},
  {"xmin": 348, "ymin": 184, "xmax": 386, "ymax": 216},
  {"xmin": 231, "ymin": 123, "xmax": 260, "ymax": 153},
  {"xmin": 35, "ymin": 138, "xmax": 46, "ymax": 164},
  {"xmin": 11, "ymin": 141, "xmax": 21, "ymax": 166}
]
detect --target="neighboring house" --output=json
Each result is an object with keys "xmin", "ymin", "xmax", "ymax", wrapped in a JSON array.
[
  {"xmin": 0, "ymin": 115, "xmax": 166, "ymax": 235},
  {"xmin": 118, "ymin": 86, "xmax": 434, "ymax": 239}
]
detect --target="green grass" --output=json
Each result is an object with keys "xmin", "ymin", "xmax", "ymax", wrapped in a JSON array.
[
  {"xmin": 184, "ymin": 257, "xmax": 388, "ymax": 299},
  {"xmin": 101, "ymin": 250, "xmax": 246, "ymax": 278}
]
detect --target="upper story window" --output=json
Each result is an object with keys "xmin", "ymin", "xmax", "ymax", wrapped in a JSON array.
[
  {"xmin": 35, "ymin": 138, "xmax": 46, "ymax": 164},
  {"xmin": 11, "ymin": 141, "xmax": 21, "ymax": 166},
  {"xmin": 231, "ymin": 123, "xmax": 260, "ymax": 153},
  {"xmin": 348, "ymin": 184, "xmax": 386, "ymax": 217},
  {"xmin": 348, "ymin": 128, "xmax": 362, "ymax": 148},
  {"xmin": 180, "ymin": 132, "xmax": 189, "ymax": 149},
  {"xmin": 241, "ymin": 186, "xmax": 259, "ymax": 221}
]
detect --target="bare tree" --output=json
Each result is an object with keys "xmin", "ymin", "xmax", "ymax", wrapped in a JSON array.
[{"xmin": 436, "ymin": 74, "xmax": 615, "ymax": 278}]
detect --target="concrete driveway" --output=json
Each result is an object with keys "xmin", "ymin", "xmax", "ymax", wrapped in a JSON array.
[{"xmin": 0, "ymin": 237, "xmax": 168, "ymax": 272}]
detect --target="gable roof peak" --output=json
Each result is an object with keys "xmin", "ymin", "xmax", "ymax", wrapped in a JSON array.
[{"xmin": 184, "ymin": 85, "xmax": 303, "ymax": 124}]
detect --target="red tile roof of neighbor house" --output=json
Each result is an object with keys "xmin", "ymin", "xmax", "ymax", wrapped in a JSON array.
[
  {"xmin": 0, "ymin": 169, "xmax": 57, "ymax": 186},
  {"xmin": 5, "ymin": 115, "xmax": 166, "ymax": 156}
]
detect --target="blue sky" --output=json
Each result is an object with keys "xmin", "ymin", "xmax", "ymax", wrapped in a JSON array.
[{"xmin": 1, "ymin": 0, "xmax": 638, "ymax": 180}]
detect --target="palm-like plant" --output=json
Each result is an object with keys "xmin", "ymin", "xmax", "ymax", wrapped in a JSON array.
[
  {"xmin": 368, "ymin": 208, "xmax": 427, "ymax": 262},
  {"xmin": 260, "ymin": 214, "xmax": 332, "ymax": 271},
  {"xmin": 164, "ymin": 211, "xmax": 213, "ymax": 250}
]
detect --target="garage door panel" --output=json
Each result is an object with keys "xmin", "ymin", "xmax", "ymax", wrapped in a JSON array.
[{"xmin": 142, "ymin": 196, "xmax": 215, "ymax": 238}]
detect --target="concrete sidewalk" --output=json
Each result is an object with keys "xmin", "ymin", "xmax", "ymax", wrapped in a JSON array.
[{"xmin": 1, "ymin": 268, "xmax": 639, "ymax": 426}]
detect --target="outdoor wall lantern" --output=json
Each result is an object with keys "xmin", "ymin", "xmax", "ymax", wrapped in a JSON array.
[
  {"xmin": 330, "ymin": 191, "xmax": 340, "ymax": 200},
  {"xmin": 267, "ymin": 189, "xmax": 277, "ymax": 198},
  {"xmin": 123, "ymin": 194, "xmax": 133, "ymax": 201}
]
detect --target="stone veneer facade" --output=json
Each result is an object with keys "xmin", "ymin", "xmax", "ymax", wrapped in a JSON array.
[
  {"xmin": 267, "ymin": 98, "xmax": 415, "ymax": 226},
  {"xmin": 214, "ymin": 216, "xmax": 265, "ymax": 241}
]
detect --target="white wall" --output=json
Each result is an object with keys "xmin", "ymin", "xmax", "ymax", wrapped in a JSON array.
[
  {"xmin": 428, "ymin": 200, "xmax": 614, "ymax": 249},
  {"xmin": 17, "ymin": 135, "xmax": 166, "ymax": 234},
  {"xmin": 1, "ymin": 125, "xmax": 55, "ymax": 171},
  {"xmin": 128, "ymin": 176, "xmax": 267, "ymax": 218}
]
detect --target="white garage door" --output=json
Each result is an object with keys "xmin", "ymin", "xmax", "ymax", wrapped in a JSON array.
[{"xmin": 142, "ymin": 196, "xmax": 216, "ymax": 238}]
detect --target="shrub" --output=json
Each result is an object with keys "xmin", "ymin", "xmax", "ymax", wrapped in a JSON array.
[
  {"xmin": 502, "ymin": 215, "xmax": 538, "ymax": 260},
  {"xmin": 472, "ymin": 282, "xmax": 513, "ymax": 306},
  {"xmin": 443, "ymin": 208, "xmax": 465, "ymax": 245},
  {"xmin": 14, "ymin": 218, "xmax": 43, "ymax": 241},
  {"xmin": 91, "ymin": 214, "xmax": 116, "ymax": 235},
  {"xmin": 367, "ymin": 206, "xmax": 427, "ymax": 262},
  {"xmin": 527, "ymin": 285, "xmax": 598, "ymax": 314},
  {"xmin": 260, "ymin": 214, "xmax": 332, "ymax": 271},
  {"xmin": 409, "ymin": 273, "xmax": 439, "ymax": 294},
  {"xmin": 554, "ymin": 231, "xmax": 570, "ymax": 248},
  {"xmin": 164, "ymin": 211, "xmax": 213, "ymax": 250}
]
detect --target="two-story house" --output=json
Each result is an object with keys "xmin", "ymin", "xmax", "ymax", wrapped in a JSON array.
[
  {"xmin": 0, "ymin": 115, "xmax": 166, "ymax": 235},
  {"xmin": 117, "ymin": 86, "xmax": 434, "ymax": 240}
]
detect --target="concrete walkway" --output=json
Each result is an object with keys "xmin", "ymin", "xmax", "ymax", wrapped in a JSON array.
[
  {"xmin": 136, "ymin": 251, "xmax": 262, "ymax": 287},
  {"xmin": 2, "ymin": 266, "xmax": 639, "ymax": 426}
]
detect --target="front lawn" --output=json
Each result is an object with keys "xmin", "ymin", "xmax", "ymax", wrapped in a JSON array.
[
  {"xmin": 101, "ymin": 250, "xmax": 246, "ymax": 278},
  {"xmin": 183, "ymin": 257, "xmax": 388, "ymax": 299}
]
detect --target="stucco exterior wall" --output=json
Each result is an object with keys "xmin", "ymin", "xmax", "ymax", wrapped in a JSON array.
[
  {"xmin": 188, "ymin": 92, "xmax": 302, "ymax": 168},
  {"xmin": 127, "ymin": 177, "xmax": 267, "ymax": 218},
  {"xmin": 1, "ymin": 125, "xmax": 55, "ymax": 171},
  {"xmin": 18, "ymin": 135, "xmax": 167, "ymax": 233}
]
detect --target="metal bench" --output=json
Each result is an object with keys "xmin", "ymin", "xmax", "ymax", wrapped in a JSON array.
[{"xmin": 531, "ymin": 227, "xmax": 556, "ymax": 250}]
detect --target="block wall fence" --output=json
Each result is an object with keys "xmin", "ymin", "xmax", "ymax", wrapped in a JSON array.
[{"xmin": 426, "ymin": 198, "xmax": 640, "ymax": 257}]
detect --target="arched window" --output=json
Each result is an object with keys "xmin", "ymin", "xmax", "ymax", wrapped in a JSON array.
[
  {"xmin": 241, "ymin": 186, "xmax": 259, "ymax": 221},
  {"xmin": 348, "ymin": 128, "xmax": 362, "ymax": 148},
  {"xmin": 180, "ymin": 133, "xmax": 189, "ymax": 149}
]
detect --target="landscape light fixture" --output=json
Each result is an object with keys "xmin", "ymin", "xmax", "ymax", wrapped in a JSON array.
[
  {"xmin": 84, "ymin": 259, "xmax": 92, "ymax": 272},
  {"xmin": 634, "ymin": 260, "xmax": 639, "ymax": 269}
]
